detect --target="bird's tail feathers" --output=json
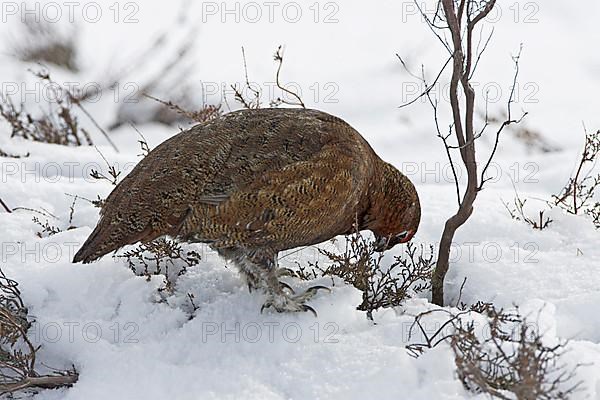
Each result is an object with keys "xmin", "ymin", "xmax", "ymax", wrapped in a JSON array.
[{"xmin": 72, "ymin": 221, "xmax": 158, "ymax": 264}]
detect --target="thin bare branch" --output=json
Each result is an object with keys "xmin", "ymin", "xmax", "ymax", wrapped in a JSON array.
[
  {"xmin": 413, "ymin": 0, "xmax": 452, "ymax": 54},
  {"xmin": 273, "ymin": 46, "xmax": 305, "ymax": 108},
  {"xmin": 479, "ymin": 44, "xmax": 526, "ymax": 189},
  {"xmin": 397, "ymin": 54, "xmax": 453, "ymax": 109},
  {"xmin": 0, "ymin": 197, "xmax": 11, "ymax": 213},
  {"xmin": 469, "ymin": 26, "xmax": 494, "ymax": 80}
]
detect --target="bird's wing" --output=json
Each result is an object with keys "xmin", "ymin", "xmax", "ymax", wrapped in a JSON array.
[
  {"xmin": 189, "ymin": 141, "xmax": 369, "ymax": 250},
  {"xmin": 73, "ymin": 109, "xmax": 345, "ymax": 263},
  {"xmin": 197, "ymin": 194, "xmax": 231, "ymax": 206}
]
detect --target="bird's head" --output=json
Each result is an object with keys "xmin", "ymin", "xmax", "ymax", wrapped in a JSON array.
[{"xmin": 367, "ymin": 162, "xmax": 421, "ymax": 252}]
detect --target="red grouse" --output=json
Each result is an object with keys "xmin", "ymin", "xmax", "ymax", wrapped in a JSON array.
[{"xmin": 74, "ymin": 108, "xmax": 421, "ymax": 313}]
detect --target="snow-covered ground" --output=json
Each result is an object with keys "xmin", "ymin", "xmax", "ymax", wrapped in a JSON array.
[{"xmin": 1, "ymin": 0, "xmax": 599, "ymax": 398}]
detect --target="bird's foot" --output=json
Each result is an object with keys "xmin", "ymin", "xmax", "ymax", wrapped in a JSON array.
[
  {"xmin": 246, "ymin": 268, "xmax": 296, "ymax": 293},
  {"xmin": 248, "ymin": 277, "xmax": 295, "ymax": 295},
  {"xmin": 275, "ymin": 267, "xmax": 298, "ymax": 294},
  {"xmin": 292, "ymin": 285, "xmax": 330, "ymax": 302},
  {"xmin": 260, "ymin": 286, "xmax": 330, "ymax": 316}
]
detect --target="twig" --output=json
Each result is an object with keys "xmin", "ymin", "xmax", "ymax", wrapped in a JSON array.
[
  {"xmin": 397, "ymin": 54, "xmax": 453, "ymax": 109},
  {"xmin": 0, "ymin": 372, "xmax": 79, "ymax": 395},
  {"xmin": 230, "ymin": 47, "xmax": 262, "ymax": 109},
  {"xmin": 479, "ymin": 44, "xmax": 527, "ymax": 189},
  {"xmin": 454, "ymin": 277, "xmax": 468, "ymax": 307},
  {"xmin": 129, "ymin": 123, "xmax": 150, "ymax": 157},
  {"xmin": 143, "ymin": 94, "xmax": 221, "ymax": 124},
  {"xmin": 0, "ymin": 197, "xmax": 11, "ymax": 213},
  {"xmin": 74, "ymin": 101, "xmax": 119, "ymax": 153},
  {"xmin": 273, "ymin": 46, "xmax": 305, "ymax": 108},
  {"xmin": 11, "ymin": 207, "xmax": 57, "ymax": 219},
  {"xmin": 30, "ymin": 68, "xmax": 118, "ymax": 152}
]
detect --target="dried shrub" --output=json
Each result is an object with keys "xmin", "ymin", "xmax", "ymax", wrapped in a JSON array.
[
  {"xmin": 553, "ymin": 129, "xmax": 600, "ymax": 228},
  {"xmin": 484, "ymin": 113, "xmax": 560, "ymax": 154},
  {"xmin": 11, "ymin": 19, "xmax": 78, "ymax": 72},
  {"xmin": 229, "ymin": 47, "xmax": 262, "ymax": 110},
  {"xmin": 511, "ymin": 125, "xmax": 560, "ymax": 154},
  {"xmin": 406, "ymin": 304, "xmax": 582, "ymax": 399},
  {"xmin": 0, "ymin": 88, "xmax": 91, "ymax": 147},
  {"xmin": 106, "ymin": 27, "xmax": 222, "ymax": 129},
  {"xmin": 30, "ymin": 196, "xmax": 79, "ymax": 238},
  {"xmin": 454, "ymin": 311, "xmax": 581, "ymax": 399},
  {"xmin": 132, "ymin": 125, "xmax": 151, "ymax": 157},
  {"xmin": 90, "ymin": 196, "xmax": 105, "ymax": 209},
  {"xmin": 0, "ymin": 269, "xmax": 77, "ymax": 395},
  {"xmin": 37, "ymin": 70, "xmax": 118, "ymax": 151},
  {"xmin": 270, "ymin": 46, "xmax": 305, "ymax": 108},
  {"xmin": 32, "ymin": 217, "xmax": 61, "ymax": 237},
  {"xmin": 297, "ymin": 231, "xmax": 433, "ymax": 320},
  {"xmin": 294, "ymin": 260, "xmax": 321, "ymax": 282},
  {"xmin": 587, "ymin": 202, "xmax": 600, "ymax": 228},
  {"xmin": 231, "ymin": 46, "xmax": 306, "ymax": 110},
  {"xmin": 0, "ymin": 148, "xmax": 29, "ymax": 159},
  {"xmin": 117, "ymin": 238, "xmax": 201, "ymax": 291},
  {"xmin": 0, "ymin": 68, "xmax": 119, "ymax": 152},
  {"xmin": 89, "ymin": 148, "xmax": 122, "ymax": 186},
  {"xmin": 502, "ymin": 128, "xmax": 599, "ymax": 230},
  {"xmin": 142, "ymin": 94, "xmax": 222, "ymax": 125},
  {"xmin": 502, "ymin": 190, "xmax": 552, "ymax": 230},
  {"xmin": 88, "ymin": 131, "xmax": 150, "ymax": 209}
]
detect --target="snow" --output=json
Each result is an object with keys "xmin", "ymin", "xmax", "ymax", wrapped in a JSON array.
[{"xmin": 1, "ymin": 0, "xmax": 599, "ymax": 398}]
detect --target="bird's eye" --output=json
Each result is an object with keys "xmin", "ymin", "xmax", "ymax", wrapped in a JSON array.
[{"xmin": 397, "ymin": 231, "xmax": 409, "ymax": 240}]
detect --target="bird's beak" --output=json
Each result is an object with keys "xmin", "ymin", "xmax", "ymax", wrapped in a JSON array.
[
  {"xmin": 374, "ymin": 235, "xmax": 389, "ymax": 252},
  {"xmin": 374, "ymin": 230, "xmax": 414, "ymax": 252},
  {"xmin": 398, "ymin": 230, "xmax": 414, "ymax": 244}
]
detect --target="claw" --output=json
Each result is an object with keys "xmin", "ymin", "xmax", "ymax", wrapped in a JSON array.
[
  {"xmin": 259, "ymin": 284, "xmax": 331, "ymax": 315},
  {"xmin": 279, "ymin": 281, "xmax": 295, "ymax": 294},
  {"xmin": 260, "ymin": 289, "xmax": 322, "ymax": 316},
  {"xmin": 306, "ymin": 285, "xmax": 331, "ymax": 294},
  {"xmin": 292, "ymin": 285, "xmax": 331, "ymax": 303},
  {"xmin": 301, "ymin": 304, "xmax": 318, "ymax": 317},
  {"xmin": 260, "ymin": 300, "xmax": 317, "ymax": 316}
]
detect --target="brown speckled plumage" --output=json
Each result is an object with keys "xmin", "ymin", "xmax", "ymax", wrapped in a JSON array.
[{"xmin": 74, "ymin": 108, "xmax": 420, "ymax": 312}]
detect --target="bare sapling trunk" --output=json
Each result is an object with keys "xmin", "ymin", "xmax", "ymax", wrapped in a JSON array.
[{"xmin": 399, "ymin": 0, "xmax": 526, "ymax": 306}]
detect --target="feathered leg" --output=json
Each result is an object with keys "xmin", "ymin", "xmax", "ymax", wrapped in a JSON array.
[{"xmin": 217, "ymin": 247, "xmax": 328, "ymax": 314}]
